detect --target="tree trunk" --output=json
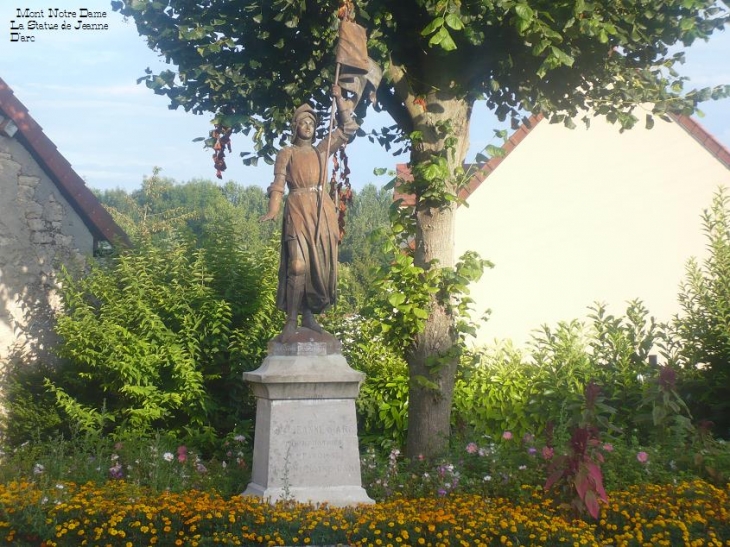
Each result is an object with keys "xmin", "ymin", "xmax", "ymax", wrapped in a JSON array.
[{"xmin": 403, "ymin": 90, "xmax": 472, "ymax": 459}]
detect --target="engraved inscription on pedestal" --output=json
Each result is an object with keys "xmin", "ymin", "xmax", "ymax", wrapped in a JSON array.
[{"xmin": 269, "ymin": 401, "xmax": 360, "ymax": 487}]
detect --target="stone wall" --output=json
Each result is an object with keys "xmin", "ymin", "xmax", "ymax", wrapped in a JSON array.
[{"xmin": 0, "ymin": 134, "xmax": 93, "ymax": 371}]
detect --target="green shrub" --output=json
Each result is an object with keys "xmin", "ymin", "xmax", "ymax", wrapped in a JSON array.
[
  {"xmin": 10, "ymin": 223, "xmax": 281, "ymax": 449},
  {"xmin": 323, "ymin": 313, "xmax": 410, "ymax": 448},
  {"xmin": 453, "ymin": 300, "xmax": 662, "ymax": 442},
  {"xmin": 672, "ymin": 188, "xmax": 730, "ymax": 438}
]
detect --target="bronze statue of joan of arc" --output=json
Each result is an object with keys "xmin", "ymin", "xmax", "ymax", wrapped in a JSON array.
[{"xmin": 260, "ymin": 18, "xmax": 381, "ymax": 343}]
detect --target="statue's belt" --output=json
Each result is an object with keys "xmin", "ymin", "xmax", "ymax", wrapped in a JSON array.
[{"xmin": 289, "ymin": 186, "xmax": 321, "ymax": 194}]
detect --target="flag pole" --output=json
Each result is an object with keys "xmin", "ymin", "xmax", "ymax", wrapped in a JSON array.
[{"xmin": 315, "ymin": 5, "xmax": 349, "ymax": 243}]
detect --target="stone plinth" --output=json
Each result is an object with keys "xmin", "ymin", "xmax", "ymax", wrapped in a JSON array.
[{"xmin": 243, "ymin": 330, "xmax": 374, "ymax": 506}]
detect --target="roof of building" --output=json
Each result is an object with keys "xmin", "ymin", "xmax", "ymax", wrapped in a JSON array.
[
  {"xmin": 394, "ymin": 111, "xmax": 730, "ymax": 207},
  {"xmin": 0, "ymin": 77, "xmax": 130, "ymax": 247}
]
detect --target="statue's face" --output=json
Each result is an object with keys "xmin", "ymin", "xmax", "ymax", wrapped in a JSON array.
[{"xmin": 295, "ymin": 116, "xmax": 315, "ymax": 141}]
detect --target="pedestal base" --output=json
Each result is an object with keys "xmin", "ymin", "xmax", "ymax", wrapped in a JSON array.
[
  {"xmin": 242, "ymin": 333, "xmax": 374, "ymax": 506},
  {"xmin": 243, "ymin": 482, "xmax": 374, "ymax": 506}
]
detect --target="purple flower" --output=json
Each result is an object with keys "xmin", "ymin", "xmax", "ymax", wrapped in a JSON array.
[{"xmin": 109, "ymin": 462, "xmax": 124, "ymax": 479}]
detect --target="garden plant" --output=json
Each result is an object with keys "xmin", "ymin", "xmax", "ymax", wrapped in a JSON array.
[{"xmin": 1, "ymin": 185, "xmax": 730, "ymax": 544}]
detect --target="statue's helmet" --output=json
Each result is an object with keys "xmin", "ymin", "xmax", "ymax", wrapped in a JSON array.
[{"xmin": 292, "ymin": 103, "xmax": 318, "ymax": 128}]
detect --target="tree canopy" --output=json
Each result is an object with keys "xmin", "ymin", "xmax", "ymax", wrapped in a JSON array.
[{"xmin": 114, "ymin": 0, "xmax": 729, "ymax": 164}]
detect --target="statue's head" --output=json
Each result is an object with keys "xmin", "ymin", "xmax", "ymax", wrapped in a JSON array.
[{"xmin": 292, "ymin": 104, "xmax": 318, "ymax": 143}]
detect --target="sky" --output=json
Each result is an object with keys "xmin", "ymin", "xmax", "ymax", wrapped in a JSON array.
[{"xmin": 2, "ymin": 0, "xmax": 730, "ymax": 193}]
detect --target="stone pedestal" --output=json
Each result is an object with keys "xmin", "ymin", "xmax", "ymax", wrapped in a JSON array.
[{"xmin": 242, "ymin": 330, "xmax": 374, "ymax": 506}]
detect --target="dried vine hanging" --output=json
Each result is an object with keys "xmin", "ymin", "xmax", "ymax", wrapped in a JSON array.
[{"xmin": 211, "ymin": 124, "xmax": 232, "ymax": 179}]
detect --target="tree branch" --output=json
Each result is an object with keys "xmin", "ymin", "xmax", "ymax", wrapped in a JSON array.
[
  {"xmin": 386, "ymin": 61, "xmax": 421, "ymax": 129},
  {"xmin": 376, "ymin": 86, "xmax": 413, "ymax": 135}
]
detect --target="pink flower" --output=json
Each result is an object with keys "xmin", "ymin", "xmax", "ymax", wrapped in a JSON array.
[
  {"xmin": 602, "ymin": 443, "xmax": 614, "ymax": 452},
  {"xmin": 637, "ymin": 451, "xmax": 649, "ymax": 463},
  {"xmin": 177, "ymin": 445, "xmax": 188, "ymax": 463},
  {"xmin": 542, "ymin": 446, "xmax": 554, "ymax": 460},
  {"xmin": 502, "ymin": 431, "xmax": 513, "ymax": 441},
  {"xmin": 466, "ymin": 442, "xmax": 478, "ymax": 454}
]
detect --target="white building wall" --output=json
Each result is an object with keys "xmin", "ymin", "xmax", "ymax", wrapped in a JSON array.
[
  {"xmin": 0, "ymin": 135, "xmax": 93, "ymax": 368},
  {"xmin": 455, "ymin": 115, "xmax": 730, "ymax": 346}
]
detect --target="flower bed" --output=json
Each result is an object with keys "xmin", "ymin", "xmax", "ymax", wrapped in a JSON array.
[{"xmin": 0, "ymin": 479, "xmax": 727, "ymax": 546}]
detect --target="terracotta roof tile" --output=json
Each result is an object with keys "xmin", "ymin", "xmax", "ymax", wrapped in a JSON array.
[
  {"xmin": 671, "ymin": 113, "xmax": 730, "ymax": 170},
  {"xmin": 0, "ymin": 77, "xmax": 130, "ymax": 247}
]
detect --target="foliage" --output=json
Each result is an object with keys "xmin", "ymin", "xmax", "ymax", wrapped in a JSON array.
[
  {"xmin": 544, "ymin": 383, "xmax": 612, "ymax": 519},
  {"xmin": 112, "ymin": 0, "xmax": 730, "ymax": 458},
  {"xmin": 42, "ymin": 223, "xmax": 280, "ymax": 447},
  {"xmin": 337, "ymin": 183, "xmax": 393, "ymax": 309},
  {"xmin": 636, "ymin": 364, "xmax": 695, "ymax": 446},
  {"xmin": 96, "ymin": 167, "xmax": 198, "ymax": 242},
  {"xmin": 322, "ymin": 313, "xmax": 410, "ymax": 449},
  {"xmin": 0, "ymin": 432, "xmax": 250, "ymax": 498},
  {"xmin": 364, "ymin": 195, "xmax": 491, "ymax": 356},
  {"xmin": 111, "ymin": 0, "xmax": 730, "ymax": 161},
  {"xmin": 453, "ymin": 300, "xmax": 659, "ymax": 440},
  {"xmin": 671, "ymin": 187, "xmax": 730, "ymax": 438},
  {"xmin": 96, "ymin": 170, "xmax": 275, "ymax": 252},
  {"xmin": 0, "ymin": 363, "xmax": 65, "ymax": 447}
]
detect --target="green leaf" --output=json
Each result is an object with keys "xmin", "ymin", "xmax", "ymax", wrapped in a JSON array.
[
  {"xmin": 550, "ymin": 46, "xmax": 574, "ymax": 67},
  {"xmin": 485, "ymin": 144, "xmax": 506, "ymax": 158},
  {"xmin": 439, "ymin": 31, "xmax": 458, "ymax": 51},
  {"xmin": 515, "ymin": 3, "xmax": 534, "ymax": 21},
  {"xmin": 429, "ymin": 26, "xmax": 458, "ymax": 50},
  {"xmin": 413, "ymin": 307, "xmax": 429, "ymax": 319},
  {"xmin": 388, "ymin": 293, "xmax": 407, "ymax": 307},
  {"xmin": 517, "ymin": 17, "xmax": 532, "ymax": 33},
  {"xmin": 421, "ymin": 16, "xmax": 445, "ymax": 36},
  {"xmin": 445, "ymin": 13, "xmax": 464, "ymax": 31}
]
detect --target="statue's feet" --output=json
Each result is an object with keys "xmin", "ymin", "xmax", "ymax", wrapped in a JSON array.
[
  {"xmin": 280, "ymin": 319, "xmax": 298, "ymax": 343},
  {"xmin": 301, "ymin": 310, "xmax": 323, "ymax": 333}
]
